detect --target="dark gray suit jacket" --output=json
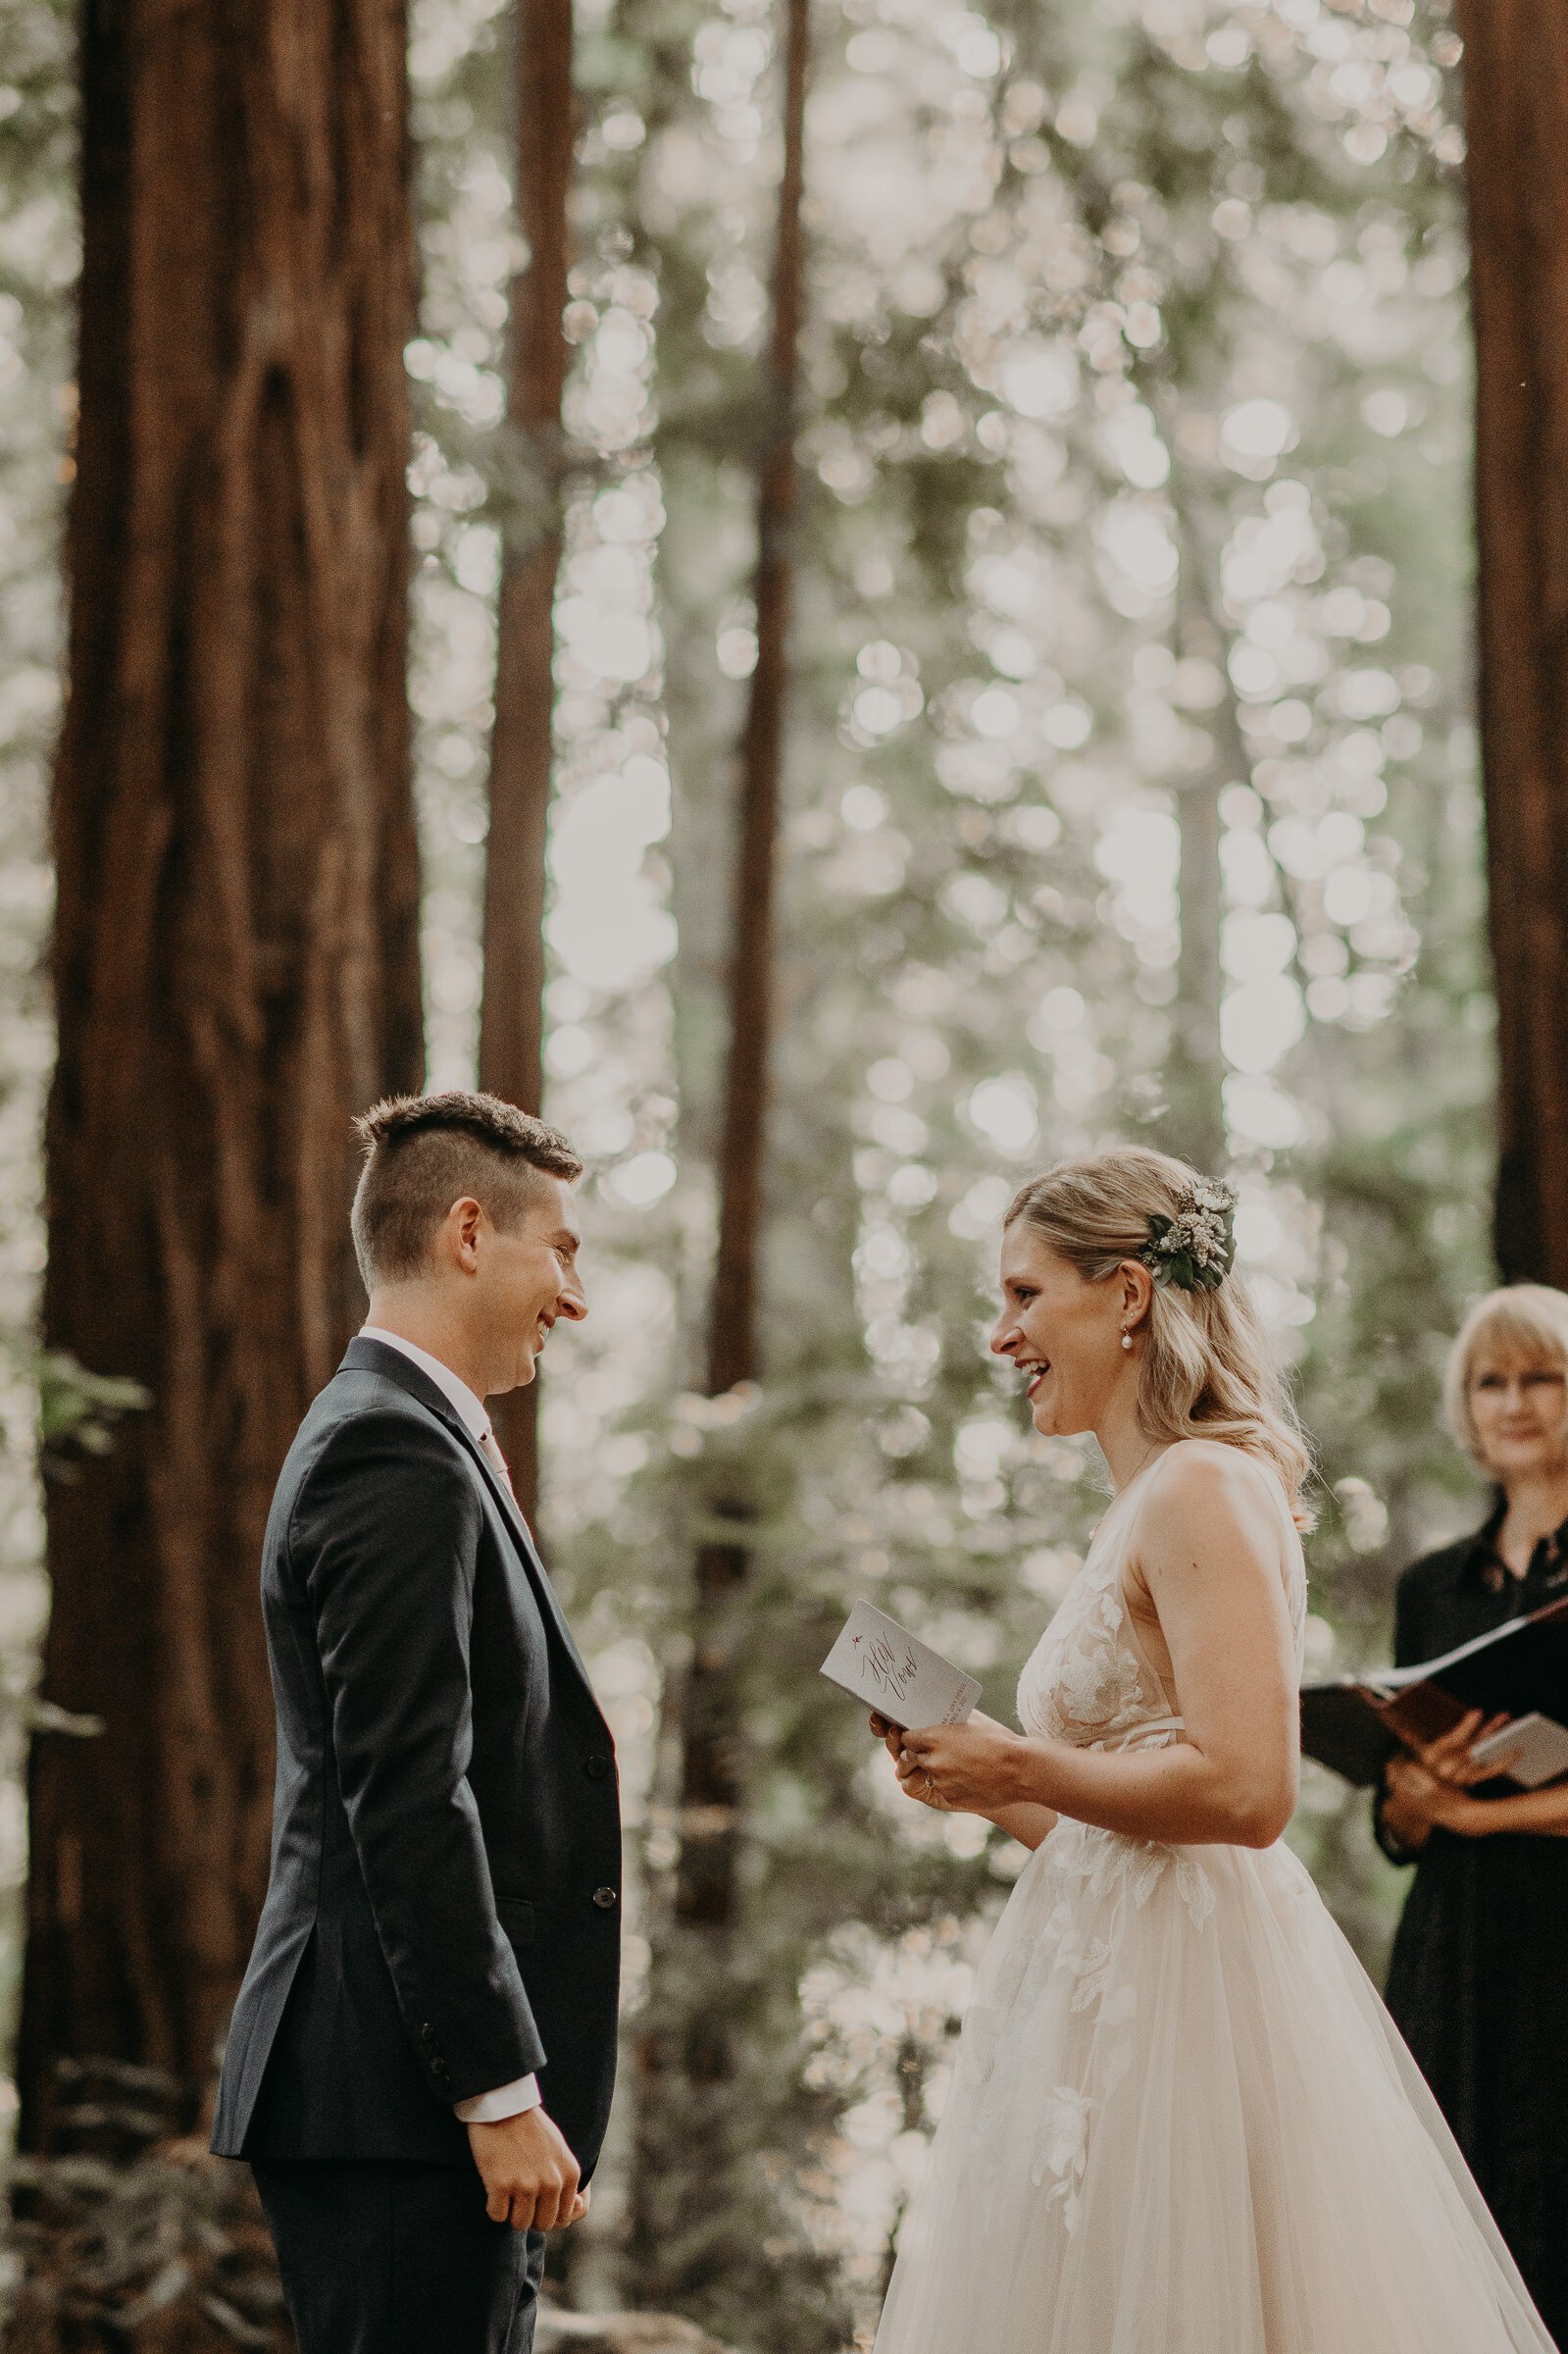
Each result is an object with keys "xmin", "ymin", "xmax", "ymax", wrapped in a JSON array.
[{"xmin": 211, "ymin": 1337, "xmax": 621, "ymax": 2173}]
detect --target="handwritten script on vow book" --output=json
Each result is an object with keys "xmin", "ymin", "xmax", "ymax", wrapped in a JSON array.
[{"xmin": 820, "ymin": 1601, "xmax": 983, "ymax": 1730}]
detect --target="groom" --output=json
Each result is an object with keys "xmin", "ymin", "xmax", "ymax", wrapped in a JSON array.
[{"xmin": 212, "ymin": 1091, "xmax": 621, "ymax": 2354}]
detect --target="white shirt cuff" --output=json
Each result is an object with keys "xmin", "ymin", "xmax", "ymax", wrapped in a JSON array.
[{"xmin": 454, "ymin": 2072, "xmax": 541, "ymax": 2124}]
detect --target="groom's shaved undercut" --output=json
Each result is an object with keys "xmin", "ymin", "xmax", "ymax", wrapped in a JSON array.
[{"xmin": 350, "ymin": 1091, "xmax": 583, "ymax": 1287}]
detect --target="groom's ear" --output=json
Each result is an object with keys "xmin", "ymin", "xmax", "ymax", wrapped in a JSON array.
[{"xmin": 439, "ymin": 1195, "xmax": 486, "ymax": 1274}]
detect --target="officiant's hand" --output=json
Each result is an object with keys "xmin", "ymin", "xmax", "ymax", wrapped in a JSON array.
[
  {"xmin": 1382, "ymin": 1753, "xmax": 1442, "ymax": 1849},
  {"xmin": 1415, "ymin": 1708, "xmax": 1516, "ymax": 1788},
  {"xmin": 1384, "ymin": 1710, "xmax": 1517, "ymax": 1846},
  {"xmin": 467, "ymin": 2105, "xmax": 587, "ymax": 2231}
]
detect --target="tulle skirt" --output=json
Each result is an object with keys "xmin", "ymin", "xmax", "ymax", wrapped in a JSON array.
[{"xmin": 874, "ymin": 1817, "xmax": 1555, "ymax": 2354}]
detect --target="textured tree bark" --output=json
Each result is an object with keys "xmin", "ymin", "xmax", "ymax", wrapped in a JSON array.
[
  {"xmin": 673, "ymin": 0, "xmax": 810, "ymax": 1946},
  {"xmin": 478, "ymin": 0, "xmax": 576, "ymax": 1518},
  {"xmin": 20, "ymin": 0, "xmax": 423, "ymax": 2150},
  {"xmin": 1453, "ymin": 0, "xmax": 1568, "ymax": 1284}
]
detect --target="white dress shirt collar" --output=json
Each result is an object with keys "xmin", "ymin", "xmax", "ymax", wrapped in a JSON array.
[{"xmin": 359, "ymin": 1326, "xmax": 491, "ymax": 1442}]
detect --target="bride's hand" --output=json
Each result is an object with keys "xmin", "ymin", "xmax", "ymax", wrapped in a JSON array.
[
  {"xmin": 869, "ymin": 1709, "xmax": 909, "ymax": 1765},
  {"xmin": 869, "ymin": 1710, "xmax": 944, "ymax": 1807},
  {"xmin": 893, "ymin": 1714, "xmax": 1027, "ymax": 1814}
]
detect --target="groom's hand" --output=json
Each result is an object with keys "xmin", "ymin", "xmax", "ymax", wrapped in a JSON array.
[{"xmin": 466, "ymin": 2105, "xmax": 583, "ymax": 2231}]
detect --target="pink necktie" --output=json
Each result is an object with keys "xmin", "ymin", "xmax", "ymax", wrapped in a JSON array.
[{"xmin": 479, "ymin": 1427, "xmax": 516, "ymax": 1497}]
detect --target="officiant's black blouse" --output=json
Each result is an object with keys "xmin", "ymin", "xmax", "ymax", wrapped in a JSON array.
[{"xmin": 1377, "ymin": 1500, "xmax": 1568, "ymax": 2344}]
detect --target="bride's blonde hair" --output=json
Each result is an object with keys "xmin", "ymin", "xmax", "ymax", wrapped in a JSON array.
[{"xmin": 1007, "ymin": 1146, "xmax": 1314, "ymax": 1524}]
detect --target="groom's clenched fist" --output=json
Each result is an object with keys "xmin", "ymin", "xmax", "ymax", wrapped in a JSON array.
[{"xmin": 467, "ymin": 2106, "xmax": 587, "ymax": 2231}]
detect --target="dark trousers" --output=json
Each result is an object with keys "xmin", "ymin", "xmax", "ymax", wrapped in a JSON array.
[{"xmin": 252, "ymin": 2159, "xmax": 546, "ymax": 2354}]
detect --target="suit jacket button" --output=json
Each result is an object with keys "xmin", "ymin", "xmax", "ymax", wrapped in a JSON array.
[
  {"xmin": 584, "ymin": 1755, "xmax": 612, "ymax": 1781},
  {"xmin": 421, "ymin": 2022, "xmax": 436, "ymax": 2044},
  {"xmin": 591, "ymin": 1886, "xmax": 618, "ymax": 1910}
]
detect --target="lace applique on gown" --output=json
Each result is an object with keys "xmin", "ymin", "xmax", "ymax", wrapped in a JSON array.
[{"xmin": 873, "ymin": 1442, "xmax": 1554, "ymax": 2354}]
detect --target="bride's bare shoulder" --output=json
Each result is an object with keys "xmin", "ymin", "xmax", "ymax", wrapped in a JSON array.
[{"xmin": 1139, "ymin": 1439, "xmax": 1288, "ymax": 1536}]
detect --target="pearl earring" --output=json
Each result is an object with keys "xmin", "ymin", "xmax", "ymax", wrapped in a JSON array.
[{"xmin": 1121, "ymin": 1332, "xmax": 1134, "ymax": 1352}]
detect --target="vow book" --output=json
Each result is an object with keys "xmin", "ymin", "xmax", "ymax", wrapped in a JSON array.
[
  {"xmin": 1300, "ymin": 1593, "xmax": 1568, "ymax": 1787},
  {"xmin": 820, "ymin": 1601, "xmax": 983, "ymax": 1731}
]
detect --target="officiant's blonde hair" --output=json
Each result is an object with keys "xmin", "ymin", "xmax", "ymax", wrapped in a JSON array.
[
  {"xmin": 1443, "ymin": 1284, "xmax": 1568, "ymax": 1469},
  {"xmin": 1007, "ymin": 1147, "xmax": 1313, "ymax": 1524}
]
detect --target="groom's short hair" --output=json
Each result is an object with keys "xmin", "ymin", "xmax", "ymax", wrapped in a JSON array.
[{"xmin": 350, "ymin": 1091, "xmax": 583, "ymax": 1287}]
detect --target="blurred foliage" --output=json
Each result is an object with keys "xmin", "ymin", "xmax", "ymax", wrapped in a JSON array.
[
  {"xmin": 0, "ymin": 0, "xmax": 1501, "ymax": 2344},
  {"xmin": 35, "ymin": 1355, "xmax": 150, "ymax": 1481}
]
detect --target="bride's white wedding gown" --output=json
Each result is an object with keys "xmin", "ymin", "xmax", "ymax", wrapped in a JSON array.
[{"xmin": 874, "ymin": 1448, "xmax": 1555, "ymax": 2354}]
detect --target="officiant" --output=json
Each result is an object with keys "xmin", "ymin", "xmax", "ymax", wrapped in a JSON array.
[{"xmin": 1376, "ymin": 1283, "xmax": 1568, "ymax": 2343}]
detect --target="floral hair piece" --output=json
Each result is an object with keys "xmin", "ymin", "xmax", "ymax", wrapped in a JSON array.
[{"xmin": 1138, "ymin": 1176, "xmax": 1238, "ymax": 1294}]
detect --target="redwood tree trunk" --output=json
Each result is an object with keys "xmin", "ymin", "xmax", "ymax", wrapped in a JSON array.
[
  {"xmin": 479, "ymin": 0, "xmax": 576, "ymax": 1519},
  {"xmin": 1454, "ymin": 0, "xmax": 1568, "ymax": 1284},
  {"xmin": 674, "ymin": 0, "xmax": 810, "ymax": 1946},
  {"xmin": 20, "ymin": 0, "xmax": 423, "ymax": 2148}
]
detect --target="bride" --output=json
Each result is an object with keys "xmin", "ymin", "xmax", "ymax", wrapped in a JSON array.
[{"xmin": 870, "ymin": 1148, "xmax": 1553, "ymax": 2354}]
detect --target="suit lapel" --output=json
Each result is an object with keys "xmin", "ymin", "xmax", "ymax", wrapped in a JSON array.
[
  {"xmin": 340, "ymin": 1338, "xmax": 591, "ymax": 1682},
  {"xmin": 448, "ymin": 1420, "xmax": 592, "ymax": 1681}
]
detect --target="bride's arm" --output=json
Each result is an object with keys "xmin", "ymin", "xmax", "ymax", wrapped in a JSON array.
[
  {"xmin": 964, "ymin": 1715, "xmax": 1058, "ymax": 1849},
  {"xmin": 980, "ymin": 1797, "xmax": 1058, "ymax": 1851},
  {"xmin": 899, "ymin": 1449, "xmax": 1300, "ymax": 1849}
]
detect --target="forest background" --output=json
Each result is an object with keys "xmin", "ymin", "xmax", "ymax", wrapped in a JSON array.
[{"xmin": 0, "ymin": 0, "xmax": 1559, "ymax": 2346}]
